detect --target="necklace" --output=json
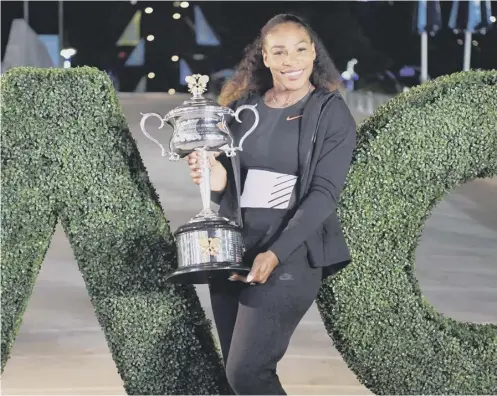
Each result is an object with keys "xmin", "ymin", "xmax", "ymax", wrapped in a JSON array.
[{"xmin": 269, "ymin": 83, "xmax": 312, "ymax": 108}]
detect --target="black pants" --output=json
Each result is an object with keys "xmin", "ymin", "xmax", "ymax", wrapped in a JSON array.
[{"xmin": 209, "ymin": 245, "xmax": 322, "ymax": 395}]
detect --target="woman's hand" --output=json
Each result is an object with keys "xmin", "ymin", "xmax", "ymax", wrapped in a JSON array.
[
  {"xmin": 229, "ymin": 250, "xmax": 280, "ymax": 284},
  {"xmin": 186, "ymin": 151, "xmax": 227, "ymax": 192}
]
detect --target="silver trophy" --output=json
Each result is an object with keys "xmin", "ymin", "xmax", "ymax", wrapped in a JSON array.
[{"xmin": 140, "ymin": 74, "xmax": 259, "ymax": 284}]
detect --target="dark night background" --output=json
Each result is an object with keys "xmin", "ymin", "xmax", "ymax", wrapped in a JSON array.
[{"xmin": 2, "ymin": 1, "xmax": 496, "ymax": 93}]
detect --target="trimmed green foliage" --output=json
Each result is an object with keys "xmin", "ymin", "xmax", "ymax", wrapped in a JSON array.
[
  {"xmin": 2, "ymin": 66, "xmax": 496, "ymax": 396},
  {"xmin": 317, "ymin": 70, "xmax": 497, "ymax": 394},
  {"xmin": 0, "ymin": 67, "xmax": 229, "ymax": 395}
]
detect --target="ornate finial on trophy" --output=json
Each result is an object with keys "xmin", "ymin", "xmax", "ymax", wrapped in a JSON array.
[{"xmin": 185, "ymin": 74, "xmax": 209, "ymax": 98}]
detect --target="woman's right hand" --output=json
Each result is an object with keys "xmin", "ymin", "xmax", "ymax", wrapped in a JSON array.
[{"xmin": 186, "ymin": 151, "xmax": 227, "ymax": 192}]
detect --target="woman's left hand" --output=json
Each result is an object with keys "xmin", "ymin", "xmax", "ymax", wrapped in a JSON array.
[{"xmin": 229, "ymin": 250, "xmax": 279, "ymax": 284}]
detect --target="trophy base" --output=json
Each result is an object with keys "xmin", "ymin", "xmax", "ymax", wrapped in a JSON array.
[
  {"xmin": 169, "ymin": 216, "xmax": 247, "ymax": 285},
  {"xmin": 165, "ymin": 263, "xmax": 251, "ymax": 284}
]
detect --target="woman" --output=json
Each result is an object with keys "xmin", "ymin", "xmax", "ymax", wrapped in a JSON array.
[{"xmin": 187, "ymin": 14, "xmax": 356, "ymax": 395}]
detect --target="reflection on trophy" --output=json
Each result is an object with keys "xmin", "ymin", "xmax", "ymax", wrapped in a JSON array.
[{"xmin": 140, "ymin": 74, "xmax": 259, "ymax": 284}]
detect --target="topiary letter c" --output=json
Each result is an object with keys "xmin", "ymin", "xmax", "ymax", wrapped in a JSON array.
[{"xmin": 317, "ymin": 70, "xmax": 497, "ymax": 395}]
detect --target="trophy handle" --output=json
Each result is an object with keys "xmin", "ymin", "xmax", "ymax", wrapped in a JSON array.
[
  {"xmin": 139, "ymin": 112, "xmax": 180, "ymax": 161},
  {"xmin": 224, "ymin": 104, "xmax": 259, "ymax": 157}
]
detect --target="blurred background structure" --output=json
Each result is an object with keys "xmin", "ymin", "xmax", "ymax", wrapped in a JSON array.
[{"xmin": 1, "ymin": 1, "xmax": 496, "ymax": 115}]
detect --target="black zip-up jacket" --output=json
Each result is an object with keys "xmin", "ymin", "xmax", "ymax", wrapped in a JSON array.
[{"xmin": 212, "ymin": 87, "xmax": 357, "ymax": 279}]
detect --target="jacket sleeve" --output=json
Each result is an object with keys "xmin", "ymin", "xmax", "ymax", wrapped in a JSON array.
[{"xmin": 268, "ymin": 98, "xmax": 357, "ymax": 263}]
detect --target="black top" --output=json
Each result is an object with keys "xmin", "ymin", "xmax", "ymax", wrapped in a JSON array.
[{"xmin": 239, "ymin": 94, "xmax": 310, "ymax": 177}]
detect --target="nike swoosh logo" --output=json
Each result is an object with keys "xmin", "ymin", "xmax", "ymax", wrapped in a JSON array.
[
  {"xmin": 286, "ymin": 114, "xmax": 303, "ymax": 121},
  {"xmin": 279, "ymin": 273, "xmax": 294, "ymax": 281}
]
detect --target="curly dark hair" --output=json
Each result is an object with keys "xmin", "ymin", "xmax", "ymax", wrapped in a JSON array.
[{"xmin": 218, "ymin": 13, "xmax": 342, "ymax": 106}]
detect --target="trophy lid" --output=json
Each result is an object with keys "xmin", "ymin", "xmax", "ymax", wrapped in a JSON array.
[{"xmin": 165, "ymin": 74, "xmax": 232, "ymax": 120}]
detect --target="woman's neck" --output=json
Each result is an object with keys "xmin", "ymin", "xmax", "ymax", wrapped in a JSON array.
[
  {"xmin": 272, "ymin": 83, "xmax": 310, "ymax": 97},
  {"xmin": 266, "ymin": 82, "xmax": 313, "ymax": 108}
]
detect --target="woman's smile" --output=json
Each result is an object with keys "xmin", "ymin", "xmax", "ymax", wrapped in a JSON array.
[{"xmin": 281, "ymin": 69, "xmax": 304, "ymax": 80}]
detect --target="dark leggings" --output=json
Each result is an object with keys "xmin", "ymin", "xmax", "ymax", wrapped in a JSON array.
[{"xmin": 209, "ymin": 245, "xmax": 322, "ymax": 395}]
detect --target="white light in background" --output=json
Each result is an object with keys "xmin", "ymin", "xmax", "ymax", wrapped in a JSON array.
[
  {"xmin": 171, "ymin": 55, "xmax": 179, "ymax": 62},
  {"xmin": 168, "ymin": 88, "xmax": 176, "ymax": 95},
  {"xmin": 341, "ymin": 58, "xmax": 358, "ymax": 80},
  {"xmin": 145, "ymin": 7, "xmax": 153, "ymax": 14},
  {"xmin": 60, "ymin": 48, "xmax": 77, "ymax": 68},
  {"xmin": 148, "ymin": 72, "xmax": 155, "ymax": 79},
  {"xmin": 60, "ymin": 48, "xmax": 77, "ymax": 58},
  {"xmin": 147, "ymin": 35, "xmax": 155, "ymax": 41},
  {"xmin": 193, "ymin": 54, "xmax": 206, "ymax": 60},
  {"xmin": 457, "ymin": 38, "xmax": 463, "ymax": 45},
  {"xmin": 180, "ymin": 2, "xmax": 190, "ymax": 8},
  {"xmin": 472, "ymin": 40, "xmax": 478, "ymax": 46},
  {"xmin": 490, "ymin": 16, "xmax": 496, "ymax": 23},
  {"xmin": 342, "ymin": 58, "xmax": 358, "ymax": 91},
  {"xmin": 173, "ymin": 13, "xmax": 181, "ymax": 20}
]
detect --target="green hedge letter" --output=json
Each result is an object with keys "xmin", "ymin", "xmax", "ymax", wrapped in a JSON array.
[
  {"xmin": 317, "ymin": 70, "xmax": 497, "ymax": 395},
  {"xmin": 1, "ymin": 67, "xmax": 229, "ymax": 395}
]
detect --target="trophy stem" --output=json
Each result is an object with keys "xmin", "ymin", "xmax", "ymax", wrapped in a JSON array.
[{"xmin": 197, "ymin": 149, "xmax": 216, "ymax": 218}]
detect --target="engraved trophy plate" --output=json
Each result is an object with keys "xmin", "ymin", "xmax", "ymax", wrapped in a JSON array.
[
  {"xmin": 171, "ymin": 117, "xmax": 229, "ymax": 155},
  {"xmin": 140, "ymin": 74, "xmax": 260, "ymax": 284}
]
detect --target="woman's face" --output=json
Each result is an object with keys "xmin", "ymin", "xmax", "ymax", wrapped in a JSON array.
[{"xmin": 262, "ymin": 22, "xmax": 316, "ymax": 92}]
